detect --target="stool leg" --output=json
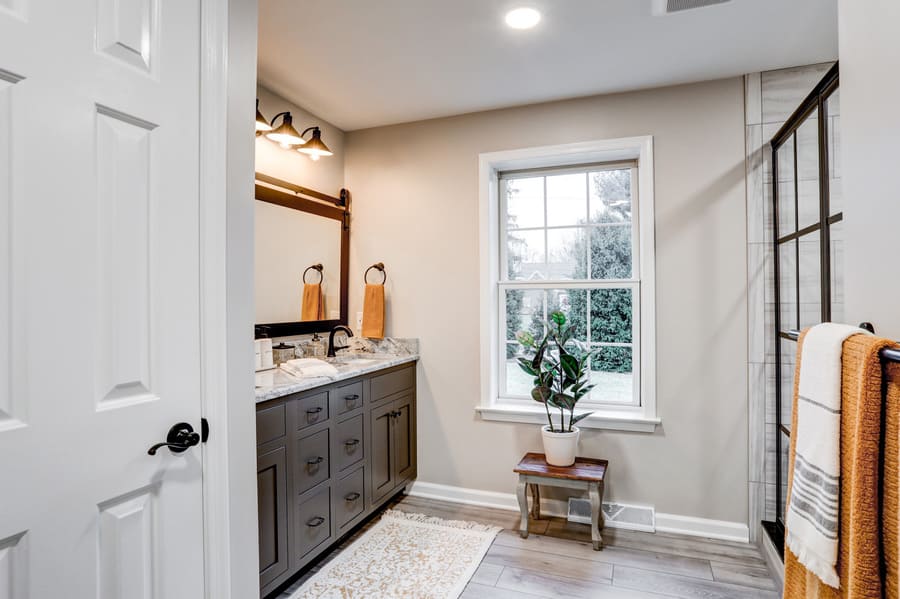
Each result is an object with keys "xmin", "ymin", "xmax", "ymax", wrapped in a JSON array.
[
  {"xmin": 530, "ymin": 484, "xmax": 542, "ymax": 520},
  {"xmin": 589, "ymin": 483, "xmax": 603, "ymax": 550},
  {"xmin": 516, "ymin": 478, "xmax": 529, "ymax": 539}
]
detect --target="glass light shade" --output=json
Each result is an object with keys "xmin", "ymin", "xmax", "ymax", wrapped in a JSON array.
[
  {"xmin": 255, "ymin": 100, "xmax": 273, "ymax": 132},
  {"xmin": 505, "ymin": 7, "xmax": 541, "ymax": 29},
  {"xmin": 265, "ymin": 113, "xmax": 304, "ymax": 146},
  {"xmin": 296, "ymin": 128, "xmax": 333, "ymax": 159}
]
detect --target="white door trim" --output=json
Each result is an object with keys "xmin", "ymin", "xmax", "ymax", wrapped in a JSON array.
[{"xmin": 199, "ymin": 1, "xmax": 259, "ymax": 597}]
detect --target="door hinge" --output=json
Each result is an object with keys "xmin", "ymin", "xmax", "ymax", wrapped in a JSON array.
[{"xmin": 201, "ymin": 418, "xmax": 209, "ymax": 443}]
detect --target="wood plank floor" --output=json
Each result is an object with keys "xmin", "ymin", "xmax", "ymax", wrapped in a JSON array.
[{"xmin": 275, "ymin": 494, "xmax": 781, "ymax": 599}]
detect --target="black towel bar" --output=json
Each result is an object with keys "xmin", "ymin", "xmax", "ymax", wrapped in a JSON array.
[{"xmin": 785, "ymin": 326, "xmax": 900, "ymax": 363}]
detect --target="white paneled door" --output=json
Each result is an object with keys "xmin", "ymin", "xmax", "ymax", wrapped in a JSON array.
[{"xmin": 0, "ymin": 0, "xmax": 206, "ymax": 597}]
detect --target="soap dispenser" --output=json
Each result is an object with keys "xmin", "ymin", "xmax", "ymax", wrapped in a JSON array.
[{"xmin": 308, "ymin": 332, "xmax": 325, "ymax": 358}]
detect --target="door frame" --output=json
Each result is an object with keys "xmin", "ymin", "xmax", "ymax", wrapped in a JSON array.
[{"xmin": 198, "ymin": 0, "xmax": 259, "ymax": 598}]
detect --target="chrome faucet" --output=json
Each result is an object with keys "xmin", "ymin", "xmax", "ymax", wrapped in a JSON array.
[{"xmin": 327, "ymin": 325, "xmax": 354, "ymax": 358}]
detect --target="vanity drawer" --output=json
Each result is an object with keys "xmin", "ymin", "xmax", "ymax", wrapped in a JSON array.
[
  {"xmin": 294, "ymin": 487, "xmax": 332, "ymax": 560},
  {"xmin": 333, "ymin": 381, "xmax": 363, "ymax": 416},
  {"xmin": 334, "ymin": 467, "xmax": 365, "ymax": 529},
  {"xmin": 256, "ymin": 404, "xmax": 286, "ymax": 446},
  {"xmin": 370, "ymin": 367, "xmax": 414, "ymax": 403},
  {"xmin": 334, "ymin": 414, "xmax": 364, "ymax": 472},
  {"xmin": 296, "ymin": 392, "xmax": 329, "ymax": 430},
  {"xmin": 293, "ymin": 429, "xmax": 330, "ymax": 495}
]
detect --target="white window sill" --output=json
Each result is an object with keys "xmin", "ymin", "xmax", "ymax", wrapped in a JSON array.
[{"xmin": 475, "ymin": 404, "xmax": 660, "ymax": 433}]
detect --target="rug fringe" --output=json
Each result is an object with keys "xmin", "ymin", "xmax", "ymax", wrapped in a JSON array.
[{"xmin": 383, "ymin": 509, "xmax": 502, "ymax": 533}]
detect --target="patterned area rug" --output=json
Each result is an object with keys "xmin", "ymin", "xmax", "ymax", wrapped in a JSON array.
[{"xmin": 290, "ymin": 510, "xmax": 501, "ymax": 599}]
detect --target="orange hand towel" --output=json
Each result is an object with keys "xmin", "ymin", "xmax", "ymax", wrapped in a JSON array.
[
  {"xmin": 361, "ymin": 283, "xmax": 384, "ymax": 339},
  {"xmin": 784, "ymin": 332, "xmax": 898, "ymax": 599},
  {"xmin": 301, "ymin": 283, "xmax": 324, "ymax": 321}
]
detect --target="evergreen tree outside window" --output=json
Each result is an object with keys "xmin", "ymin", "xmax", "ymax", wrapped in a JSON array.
[{"xmin": 499, "ymin": 163, "xmax": 641, "ymax": 406}]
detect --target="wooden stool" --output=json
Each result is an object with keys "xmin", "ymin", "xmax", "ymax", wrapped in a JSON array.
[{"xmin": 514, "ymin": 452, "xmax": 608, "ymax": 550}]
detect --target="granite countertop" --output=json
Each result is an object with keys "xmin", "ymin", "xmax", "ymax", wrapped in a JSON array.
[{"xmin": 255, "ymin": 338, "xmax": 418, "ymax": 403}]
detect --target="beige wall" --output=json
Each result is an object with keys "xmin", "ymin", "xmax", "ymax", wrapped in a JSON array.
[
  {"xmin": 255, "ymin": 85, "xmax": 345, "ymax": 196},
  {"xmin": 839, "ymin": 0, "xmax": 900, "ymax": 339},
  {"xmin": 344, "ymin": 78, "xmax": 749, "ymax": 522}
]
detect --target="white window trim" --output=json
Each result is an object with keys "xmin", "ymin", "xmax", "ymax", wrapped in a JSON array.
[{"xmin": 476, "ymin": 137, "xmax": 659, "ymax": 433}]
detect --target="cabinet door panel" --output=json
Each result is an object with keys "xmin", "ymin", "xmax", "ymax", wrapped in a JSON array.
[
  {"xmin": 335, "ymin": 414, "xmax": 365, "ymax": 472},
  {"xmin": 294, "ymin": 429, "xmax": 330, "ymax": 495},
  {"xmin": 257, "ymin": 446, "xmax": 288, "ymax": 589},
  {"xmin": 393, "ymin": 395, "xmax": 416, "ymax": 485},
  {"xmin": 370, "ymin": 402, "xmax": 395, "ymax": 502},
  {"xmin": 294, "ymin": 486, "xmax": 332, "ymax": 562},
  {"xmin": 296, "ymin": 391, "xmax": 329, "ymax": 430},
  {"xmin": 334, "ymin": 381, "xmax": 364, "ymax": 416},
  {"xmin": 334, "ymin": 467, "xmax": 365, "ymax": 530}
]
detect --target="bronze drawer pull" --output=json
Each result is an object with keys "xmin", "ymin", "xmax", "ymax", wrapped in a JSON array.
[
  {"xmin": 344, "ymin": 394, "xmax": 360, "ymax": 402},
  {"xmin": 344, "ymin": 439, "xmax": 360, "ymax": 448},
  {"xmin": 306, "ymin": 406, "xmax": 323, "ymax": 415},
  {"xmin": 344, "ymin": 492, "xmax": 361, "ymax": 501},
  {"xmin": 306, "ymin": 456, "xmax": 324, "ymax": 467},
  {"xmin": 306, "ymin": 516, "xmax": 326, "ymax": 527}
]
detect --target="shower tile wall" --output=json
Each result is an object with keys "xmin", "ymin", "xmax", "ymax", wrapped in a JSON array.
[{"xmin": 744, "ymin": 62, "xmax": 836, "ymax": 543}]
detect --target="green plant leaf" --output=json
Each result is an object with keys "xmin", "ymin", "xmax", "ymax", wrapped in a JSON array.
[
  {"xmin": 553, "ymin": 393, "xmax": 576, "ymax": 410},
  {"xmin": 550, "ymin": 311, "xmax": 566, "ymax": 327},
  {"xmin": 574, "ymin": 383, "xmax": 596, "ymax": 400},
  {"xmin": 517, "ymin": 358, "xmax": 538, "ymax": 377},
  {"xmin": 560, "ymin": 354, "xmax": 579, "ymax": 380},
  {"xmin": 516, "ymin": 331, "xmax": 535, "ymax": 348},
  {"xmin": 531, "ymin": 337, "xmax": 548, "ymax": 371},
  {"xmin": 571, "ymin": 411, "xmax": 594, "ymax": 426},
  {"xmin": 531, "ymin": 386, "xmax": 552, "ymax": 404}
]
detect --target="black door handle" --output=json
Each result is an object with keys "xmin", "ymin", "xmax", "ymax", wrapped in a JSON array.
[
  {"xmin": 306, "ymin": 516, "xmax": 326, "ymax": 527},
  {"xmin": 344, "ymin": 492, "xmax": 361, "ymax": 501},
  {"xmin": 148, "ymin": 422, "xmax": 201, "ymax": 456},
  {"xmin": 344, "ymin": 439, "xmax": 360, "ymax": 448}
]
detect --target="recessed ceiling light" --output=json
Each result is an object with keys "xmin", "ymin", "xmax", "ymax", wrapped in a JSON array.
[{"xmin": 505, "ymin": 7, "xmax": 541, "ymax": 30}]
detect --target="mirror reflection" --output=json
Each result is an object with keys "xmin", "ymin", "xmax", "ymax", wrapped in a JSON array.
[{"xmin": 254, "ymin": 199, "xmax": 342, "ymax": 324}]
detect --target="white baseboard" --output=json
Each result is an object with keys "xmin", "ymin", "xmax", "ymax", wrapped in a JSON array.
[
  {"xmin": 407, "ymin": 480, "xmax": 750, "ymax": 543},
  {"xmin": 655, "ymin": 513, "xmax": 750, "ymax": 543}
]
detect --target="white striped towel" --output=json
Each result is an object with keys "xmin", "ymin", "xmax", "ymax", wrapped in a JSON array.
[{"xmin": 786, "ymin": 323, "xmax": 866, "ymax": 588}]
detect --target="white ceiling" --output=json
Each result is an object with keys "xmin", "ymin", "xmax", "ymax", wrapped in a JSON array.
[{"xmin": 258, "ymin": 0, "xmax": 837, "ymax": 131}]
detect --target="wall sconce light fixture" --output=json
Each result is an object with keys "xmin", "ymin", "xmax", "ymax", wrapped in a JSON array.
[
  {"xmin": 265, "ymin": 111, "xmax": 305, "ymax": 147},
  {"xmin": 255, "ymin": 100, "xmax": 333, "ymax": 160},
  {"xmin": 255, "ymin": 99, "xmax": 273, "ymax": 132},
  {"xmin": 296, "ymin": 127, "xmax": 333, "ymax": 161}
]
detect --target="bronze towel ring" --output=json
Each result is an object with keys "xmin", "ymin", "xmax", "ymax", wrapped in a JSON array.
[
  {"xmin": 302, "ymin": 264, "xmax": 323, "ymax": 285},
  {"xmin": 364, "ymin": 262, "xmax": 386, "ymax": 285}
]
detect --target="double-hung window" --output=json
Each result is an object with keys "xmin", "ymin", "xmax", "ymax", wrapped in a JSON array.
[{"xmin": 478, "ymin": 138, "xmax": 657, "ymax": 431}]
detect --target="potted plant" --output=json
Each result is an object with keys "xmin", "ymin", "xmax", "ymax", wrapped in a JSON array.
[{"xmin": 516, "ymin": 311, "xmax": 594, "ymax": 467}]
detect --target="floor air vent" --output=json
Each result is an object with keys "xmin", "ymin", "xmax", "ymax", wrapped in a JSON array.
[
  {"xmin": 653, "ymin": 0, "xmax": 731, "ymax": 15},
  {"xmin": 568, "ymin": 498, "xmax": 655, "ymax": 533}
]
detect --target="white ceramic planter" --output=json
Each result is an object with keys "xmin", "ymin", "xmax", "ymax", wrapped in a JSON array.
[{"xmin": 541, "ymin": 424, "xmax": 580, "ymax": 467}]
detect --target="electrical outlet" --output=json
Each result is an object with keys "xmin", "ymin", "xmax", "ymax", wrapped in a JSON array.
[{"xmin": 356, "ymin": 311, "xmax": 363, "ymax": 331}]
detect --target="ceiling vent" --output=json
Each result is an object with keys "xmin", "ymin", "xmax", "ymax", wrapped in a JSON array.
[{"xmin": 652, "ymin": 0, "xmax": 731, "ymax": 15}]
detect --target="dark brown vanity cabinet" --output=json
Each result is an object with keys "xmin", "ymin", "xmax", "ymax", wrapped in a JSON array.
[
  {"xmin": 256, "ymin": 363, "xmax": 416, "ymax": 597},
  {"xmin": 256, "ymin": 404, "xmax": 290, "ymax": 591}
]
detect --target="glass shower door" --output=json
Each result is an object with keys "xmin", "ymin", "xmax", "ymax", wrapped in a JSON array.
[{"xmin": 770, "ymin": 66, "xmax": 841, "ymax": 546}]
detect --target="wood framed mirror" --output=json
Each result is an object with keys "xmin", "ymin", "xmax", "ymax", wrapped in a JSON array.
[{"xmin": 254, "ymin": 173, "xmax": 350, "ymax": 338}]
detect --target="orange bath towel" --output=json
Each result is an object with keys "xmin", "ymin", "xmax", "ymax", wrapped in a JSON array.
[
  {"xmin": 784, "ymin": 332, "xmax": 899, "ymax": 599},
  {"xmin": 301, "ymin": 283, "xmax": 324, "ymax": 321},
  {"xmin": 361, "ymin": 283, "xmax": 384, "ymax": 339},
  {"xmin": 883, "ymin": 361, "xmax": 900, "ymax": 599}
]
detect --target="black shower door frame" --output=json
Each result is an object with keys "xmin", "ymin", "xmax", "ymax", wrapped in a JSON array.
[{"xmin": 769, "ymin": 62, "xmax": 840, "ymax": 547}]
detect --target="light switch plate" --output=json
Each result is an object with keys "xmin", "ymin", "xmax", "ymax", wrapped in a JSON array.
[{"xmin": 356, "ymin": 311, "xmax": 363, "ymax": 331}]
